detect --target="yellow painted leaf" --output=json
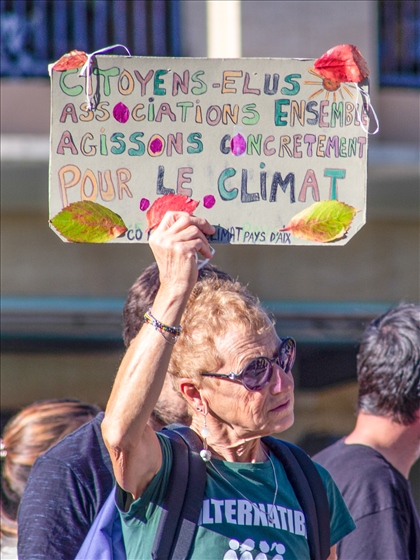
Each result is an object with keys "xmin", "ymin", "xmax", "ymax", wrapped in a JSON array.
[
  {"xmin": 50, "ymin": 201, "xmax": 127, "ymax": 243},
  {"xmin": 280, "ymin": 200, "xmax": 359, "ymax": 243}
]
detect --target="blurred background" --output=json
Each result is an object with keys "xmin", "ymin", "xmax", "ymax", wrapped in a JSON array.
[{"xmin": 1, "ymin": 0, "xmax": 419, "ymax": 507}]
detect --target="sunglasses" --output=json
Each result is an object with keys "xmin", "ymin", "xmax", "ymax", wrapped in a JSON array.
[{"xmin": 201, "ymin": 337, "xmax": 296, "ymax": 391}]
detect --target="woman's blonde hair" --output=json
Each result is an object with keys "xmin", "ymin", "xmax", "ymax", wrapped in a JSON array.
[
  {"xmin": 1, "ymin": 398, "xmax": 100, "ymax": 538},
  {"xmin": 169, "ymin": 277, "xmax": 274, "ymax": 387}
]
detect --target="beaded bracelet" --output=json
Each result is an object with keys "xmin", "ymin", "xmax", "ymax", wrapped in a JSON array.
[{"xmin": 143, "ymin": 309, "xmax": 182, "ymax": 344}]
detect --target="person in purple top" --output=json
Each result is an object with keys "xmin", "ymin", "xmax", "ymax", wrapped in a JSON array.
[
  {"xmin": 314, "ymin": 303, "xmax": 420, "ymax": 560},
  {"xmin": 17, "ymin": 262, "xmax": 232, "ymax": 560}
]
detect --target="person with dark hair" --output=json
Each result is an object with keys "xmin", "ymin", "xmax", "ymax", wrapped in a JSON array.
[
  {"xmin": 1, "ymin": 399, "xmax": 100, "ymax": 559},
  {"xmin": 17, "ymin": 261, "xmax": 234, "ymax": 560},
  {"xmin": 123, "ymin": 261, "xmax": 234, "ymax": 348},
  {"xmin": 314, "ymin": 302, "xmax": 420, "ymax": 560}
]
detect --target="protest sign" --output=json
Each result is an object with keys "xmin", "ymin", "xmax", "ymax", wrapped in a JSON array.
[{"xmin": 49, "ymin": 51, "xmax": 370, "ymax": 245}]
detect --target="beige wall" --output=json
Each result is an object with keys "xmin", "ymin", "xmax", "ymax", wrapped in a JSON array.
[
  {"xmin": 0, "ymin": 210, "xmax": 418, "ymax": 302},
  {"xmin": 1, "ymin": 79, "xmax": 50, "ymax": 135}
]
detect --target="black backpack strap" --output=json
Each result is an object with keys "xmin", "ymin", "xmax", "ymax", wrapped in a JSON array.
[
  {"xmin": 262, "ymin": 436, "xmax": 330, "ymax": 560},
  {"xmin": 151, "ymin": 431, "xmax": 190, "ymax": 560},
  {"xmin": 283, "ymin": 441, "xmax": 330, "ymax": 560},
  {"xmin": 167, "ymin": 427, "xmax": 206, "ymax": 559},
  {"xmin": 167, "ymin": 424, "xmax": 203, "ymax": 452},
  {"xmin": 152, "ymin": 426, "xmax": 206, "ymax": 560}
]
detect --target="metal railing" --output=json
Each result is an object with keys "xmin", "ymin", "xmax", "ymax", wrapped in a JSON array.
[
  {"xmin": 1, "ymin": 296, "xmax": 390, "ymax": 347},
  {"xmin": 2, "ymin": 297, "xmax": 393, "ymax": 388},
  {"xmin": 0, "ymin": 0, "xmax": 181, "ymax": 77}
]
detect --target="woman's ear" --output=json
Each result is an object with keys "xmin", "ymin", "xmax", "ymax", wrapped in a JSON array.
[{"xmin": 178, "ymin": 378, "xmax": 203, "ymax": 410}]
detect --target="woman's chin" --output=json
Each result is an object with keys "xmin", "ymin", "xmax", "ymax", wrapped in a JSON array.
[{"xmin": 270, "ymin": 410, "xmax": 295, "ymax": 435}]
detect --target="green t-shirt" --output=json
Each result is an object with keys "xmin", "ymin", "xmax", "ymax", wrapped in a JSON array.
[{"xmin": 117, "ymin": 433, "xmax": 355, "ymax": 560}]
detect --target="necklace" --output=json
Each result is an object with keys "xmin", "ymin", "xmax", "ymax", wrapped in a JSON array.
[{"xmin": 208, "ymin": 446, "xmax": 279, "ymax": 523}]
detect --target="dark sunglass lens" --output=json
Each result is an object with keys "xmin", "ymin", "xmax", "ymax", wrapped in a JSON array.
[
  {"xmin": 243, "ymin": 358, "xmax": 270, "ymax": 390},
  {"xmin": 279, "ymin": 339, "xmax": 296, "ymax": 373}
]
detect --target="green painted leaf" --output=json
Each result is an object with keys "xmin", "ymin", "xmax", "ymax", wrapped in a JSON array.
[
  {"xmin": 280, "ymin": 200, "xmax": 359, "ymax": 243},
  {"xmin": 50, "ymin": 201, "xmax": 127, "ymax": 243}
]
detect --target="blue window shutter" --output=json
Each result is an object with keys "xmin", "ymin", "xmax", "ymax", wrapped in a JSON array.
[
  {"xmin": 0, "ymin": 0, "xmax": 181, "ymax": 77},
  {"xmin": 378, "ymin": 0, "xmax": 420, "ymax": 88}
]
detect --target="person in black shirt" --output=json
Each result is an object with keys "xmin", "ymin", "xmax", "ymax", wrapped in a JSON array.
[{"xmin": 314, "ymin": 303, "xmax": 420, "ymax": 560}]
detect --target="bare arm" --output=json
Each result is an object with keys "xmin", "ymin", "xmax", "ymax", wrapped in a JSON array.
[
  {"xmin": 102, "ymin": 212, "xmax": 215, "ymax": 498},
  {"xmin": 327, "ymin": 544, "xmax": 337, "ymax": 560}
]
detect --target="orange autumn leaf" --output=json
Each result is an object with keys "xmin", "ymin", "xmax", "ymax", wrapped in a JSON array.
[
  {"xmin": 146, "ymin": 194, "xmax": 200, "ymax": 232},
  {"xmin": 280, "ymin": 200, "xmax": 359, "ymax": 243},
  {"xmin": 52, "ymin": 50, "xmax": 88, "ymax": 71},
  {"xmin": 314, "ymin": 44, "xmax": 369, "ymax": 84}
]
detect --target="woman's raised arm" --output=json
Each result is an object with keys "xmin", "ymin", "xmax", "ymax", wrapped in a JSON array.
[{"xmin": 101, "ymin": 212, "xmax": 215, "ymax": 498}]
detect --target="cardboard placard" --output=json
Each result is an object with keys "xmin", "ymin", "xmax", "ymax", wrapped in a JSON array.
[{"xmin": 49, "ymin": 55, "xmax": 369, "ymax": 245}]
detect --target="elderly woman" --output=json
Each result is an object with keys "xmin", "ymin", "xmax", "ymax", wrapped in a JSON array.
[{"xmin": 102, "ymin": 212, "xmax": 354, "ymax": 560}]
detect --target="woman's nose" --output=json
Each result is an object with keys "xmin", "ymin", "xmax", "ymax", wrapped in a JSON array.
[{"xmin": 269, "ymin": 362, "xmax": 290, "ymax": 393}]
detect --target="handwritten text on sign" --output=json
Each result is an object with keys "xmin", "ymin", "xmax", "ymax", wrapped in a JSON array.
[{"xmin": 49, "ymin": 56, "xmax": 369, "ymax": 245}]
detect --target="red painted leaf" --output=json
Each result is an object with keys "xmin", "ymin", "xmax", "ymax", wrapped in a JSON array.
[
  {"xmin": 146, "ymin": 194, "xmax": 200, "ymax": 231},
  {"xmin": 314, "ymin": 44, "xmax": 369, "ymax": 83},
  {"xmin": 52, "ymin": 50, "xmax": 88, "ymax": 71},
  {"xmin": 50, "ymin": 201, "xmax": 127, "ymax": 243}
]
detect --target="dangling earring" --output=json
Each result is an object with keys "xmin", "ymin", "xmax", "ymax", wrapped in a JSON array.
[{"xmin": 199, "ymin": 409, "xmax": 212, "ymax": 462}]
